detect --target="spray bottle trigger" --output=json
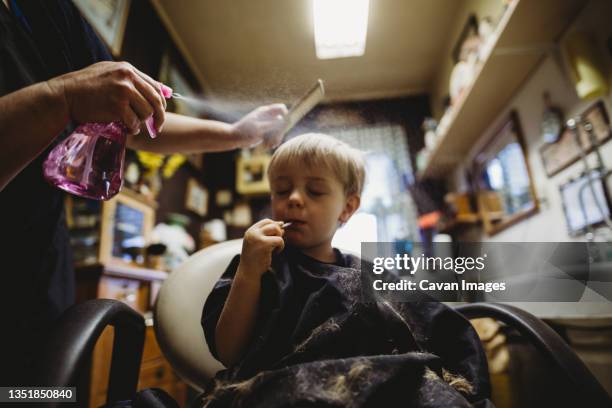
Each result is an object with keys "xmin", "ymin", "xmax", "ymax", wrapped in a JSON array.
[
  {"xmin": 145, "ymin": 117, "xmax": 157, "ymax": 139},
  {"xmin": 160, "ymin": 84, "xmax": 173, "ymax": 99}
]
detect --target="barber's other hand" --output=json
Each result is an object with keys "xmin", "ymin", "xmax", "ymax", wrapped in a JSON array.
[
  {"xmin": 239, "ymin": 219, "xmax": 285, "ymax": 279},
  {"xmin": 46, "ymin": 61, "xmax": 167, "ymax": 135},
  {"xmin": 232, "ymin": 104, "xmax": 288, "ymax": 149}
]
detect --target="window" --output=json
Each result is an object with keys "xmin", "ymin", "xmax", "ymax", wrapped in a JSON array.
[{"xmin": 330, "ymin": 125, "xmax": 419, "ymax": 253}]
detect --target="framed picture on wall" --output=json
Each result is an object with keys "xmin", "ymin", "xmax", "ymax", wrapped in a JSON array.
[
  {"xmin": 540, "ymin": 101, "xmax": 611, "ymax": 177},
  {"xmin": 185, "ymin": 178, "xmax": 208, "ymax": 217},
  {"xmin": 236, "ymin": 152, "xmax": 272, "ymax": 196},
  {"xmin": 72, "ymin": 0, "xmax": 131, "ymax": 56},
  {"xmin": 559, "ymin": 169, "xmax": 612, "ymax": 236},
  {"xmin": 215, "ymin": 190, "xmax": 233, "ymax": 207}
]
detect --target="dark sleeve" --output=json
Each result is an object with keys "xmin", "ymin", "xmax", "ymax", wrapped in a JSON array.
[
  {"xmin": 60, "ymin": 0, "xmax": 112, "ymax": 64},
  {"xmin": 201, "ymin": 255, "xmax": 241, "ymax": 360}
]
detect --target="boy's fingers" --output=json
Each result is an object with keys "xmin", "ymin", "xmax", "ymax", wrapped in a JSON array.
[
  {"xmin": 246, "ymin": 219, "xmax": 271, "ymax": 235},
  {"xmin": 260, "ymin": 222, "xmax": 283, "ymax": 236},
  {"xmin": 253, "ymin": 218, "xmax": 275, "ymax": 227},
  {"xmin": 275, "ymin": 241, "xmax": 285, "ymax": 254},
  {"xmin": 265, "ymin": 236, "xmax": 285, "ymax": 252}
]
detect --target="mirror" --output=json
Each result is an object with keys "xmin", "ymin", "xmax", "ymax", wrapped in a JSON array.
[
  {"xmin": 100, "ymin": 191, "xmax": 155, "ymax": 265},
  {"xmin": 471, "ymin": 112, "xmax": 539, "ymax": 235}
]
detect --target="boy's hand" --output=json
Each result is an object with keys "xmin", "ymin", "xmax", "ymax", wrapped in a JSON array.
[{"xmin": 238, "ymin": 219, "xmax": 285, "ymax": 279}]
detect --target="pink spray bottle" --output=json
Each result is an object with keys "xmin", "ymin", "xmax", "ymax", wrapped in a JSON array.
[{"xmin": 43, "ymin": 84, "xmax": 175, "ymax": 200}]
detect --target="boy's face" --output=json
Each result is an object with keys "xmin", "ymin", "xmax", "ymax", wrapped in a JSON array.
[{"xmin": 270, "ymin": 161, "xmax": 359, "ymax": 251}]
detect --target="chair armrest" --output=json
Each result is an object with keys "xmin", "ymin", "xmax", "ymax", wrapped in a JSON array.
[
  {"xmin": 455, "ymin": 302, "xmax": 611, "ymax": 407},
  {"xmin": 33, "ymin": 299, "xmax": 145, "ymax": 406}
]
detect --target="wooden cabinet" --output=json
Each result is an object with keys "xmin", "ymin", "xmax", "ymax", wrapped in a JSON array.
[
  {"xmin": 76, "ymin": 263, "xmax": 187, "ymax": 407},
  {"xmin": 98, "ymin": 276, "xmax": 148, "ymax": 312},
  {"xmin": 138, "ymin": 328, "xmax": 187, "ymax": 402}
]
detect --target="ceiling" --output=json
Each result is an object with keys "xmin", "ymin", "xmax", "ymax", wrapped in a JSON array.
[{"xmin": 154, "ymin": 0, "xmax": 463, "ymax": 107}]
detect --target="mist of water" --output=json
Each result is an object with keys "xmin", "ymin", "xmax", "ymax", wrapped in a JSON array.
[{"xmin": 172, "ymin": 94, "xmax": 252, "ymax": 122}]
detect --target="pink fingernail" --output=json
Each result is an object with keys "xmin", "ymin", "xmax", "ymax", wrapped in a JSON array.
[
  {"xmin": 145, "ymin": 116, "xmax": 157, "ymax": 138},
  {"xmin": 160, "ymin": 84, "xmax": 173, "ymax": 99}
]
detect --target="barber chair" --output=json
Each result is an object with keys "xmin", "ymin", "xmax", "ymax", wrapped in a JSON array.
[
  {"xmin": 38, "ymin": 240, "xmax": 611, "ymax": 407},
  {"xmin": 34, "ymin": 299, "xmax": 145, "ymax": 407}
]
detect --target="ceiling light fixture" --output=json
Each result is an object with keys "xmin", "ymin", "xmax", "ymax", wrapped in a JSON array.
[{"xmin": 313, "ymin": 0, "xmax": 369, "ymax": 60}]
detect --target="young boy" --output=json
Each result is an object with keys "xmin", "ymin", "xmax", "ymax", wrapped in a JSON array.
[{"xmin": 200, "ymin": 134, "xmax": 491, "ymax": 407}]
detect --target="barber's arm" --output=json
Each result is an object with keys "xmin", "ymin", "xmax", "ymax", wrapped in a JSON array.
[
  {"xmin": 0, "ymin": 81, "xmax": 69, "ymax": 190},
  {"xmin": 0, "ymin": 58, "xmax": 286, "ymax": 192},
  {"xmin": 126, "ymin": 104, "xmax": 288, "ymax": 154},
  {"xmin": 0, "ymin": 61, "xmax": 166, "ymax": 191}
]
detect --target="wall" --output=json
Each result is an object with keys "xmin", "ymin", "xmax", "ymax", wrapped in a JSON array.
[
  {"xmin": 449, "ymin": 0, "xmax": 612, "ymax": 243},
  {"xmin": 433, "ymin": 6, "xmax": 612, "ymax": 393},
  {"xmin": 445, "ymin": 0, "xmax": 612, "ymax": 320}
]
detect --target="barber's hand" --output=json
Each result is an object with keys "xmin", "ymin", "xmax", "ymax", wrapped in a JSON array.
[
  {"xmin": 231, "ymin": 104, "xmax": 288, "ymax": 149},
  {"xmin": 238, "ymin": 219, "xmax": 285, "ymax": 279},
  {"xmin": 46, "ymin": 61, "xmax": 167, "ymax": 135}
]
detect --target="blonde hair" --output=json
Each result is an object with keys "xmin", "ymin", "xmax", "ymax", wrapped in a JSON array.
[{"xmin": 268, "ymin": 133, "xmax": 366, "ymax": 196}]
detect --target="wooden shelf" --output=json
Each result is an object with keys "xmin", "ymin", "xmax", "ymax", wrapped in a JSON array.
[
  {"xmin": 438, "ymin": 213, "xmax": 480, "ymax": 233},
  {"xmin": 420, "ymin": 0, "xmax": 586, "ymax": 179},
  {"xmin": 77, "ymin": 262, "xmax": 169, "ymax": 282},
  {"xmin": 455, "ymin": 213, "xmax": 480, "ymax": 223}
]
